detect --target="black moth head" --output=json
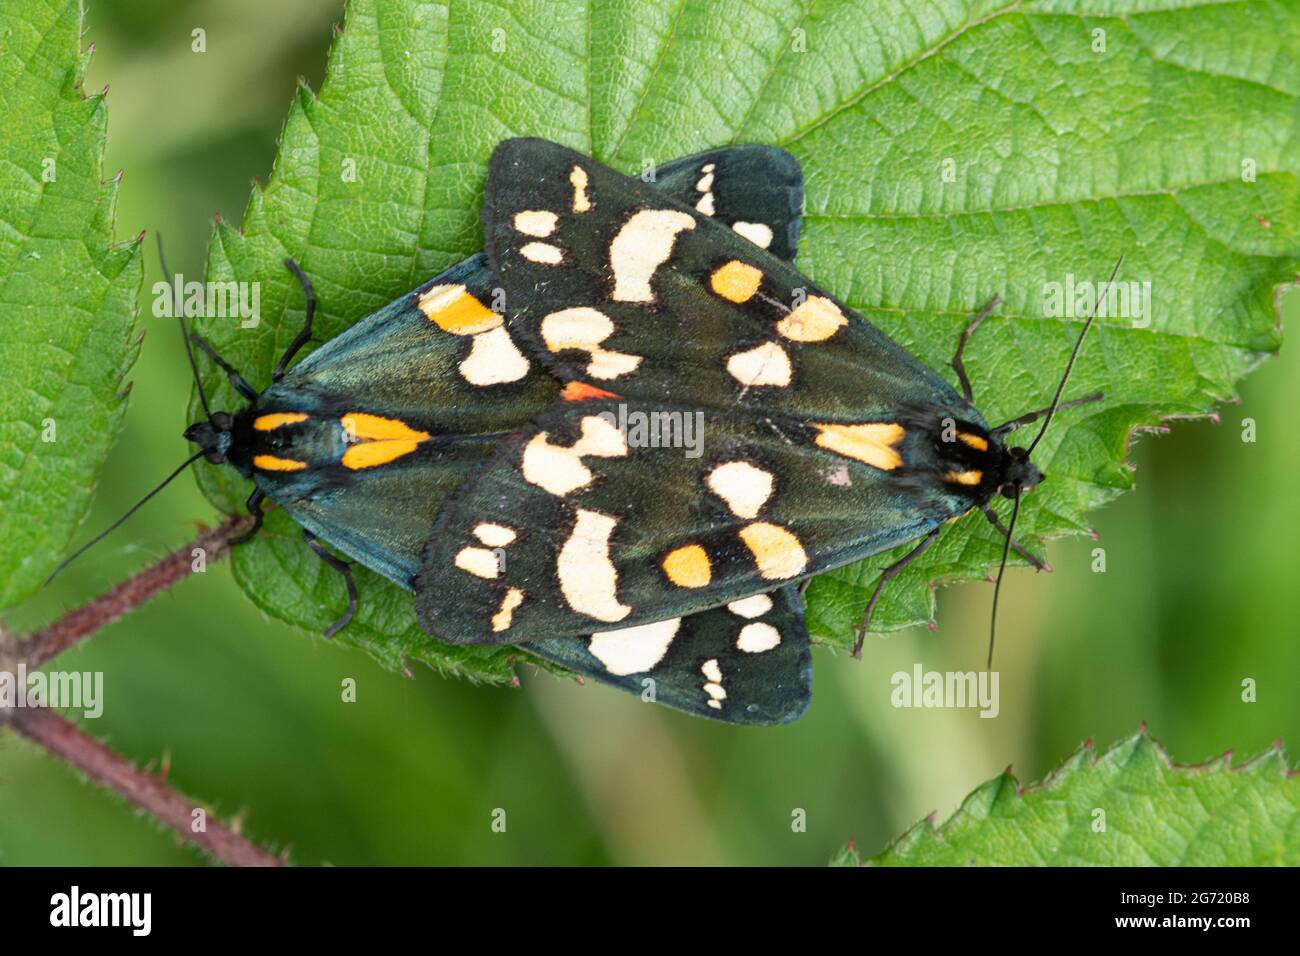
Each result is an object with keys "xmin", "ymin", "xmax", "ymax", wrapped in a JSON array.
[
  {"xmin": 999, "ymin": 445, "xmax": 1043, "ymax": 498},
  {"xmin": 184, "ymin": 411, "xmax": 234, "ymax": 464}
]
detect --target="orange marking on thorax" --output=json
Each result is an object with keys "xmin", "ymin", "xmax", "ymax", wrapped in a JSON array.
[
  {"xmin": 813, "ymin": 423, "xmax": 905, "ymax": 471},
  {"xmin": 253, "ymin": 454, "xmax": 308, "ymax": 472},
  {"xmin": 339, "ymin": 413, "xmax": 431, "ymax": 470},
  {"xmin": 958, "ymin": 432, "xmax": 989, "ymax": 452},
  {"xmin": 253, "ymin": 412, "xmax": 309, "ymax": 431}
]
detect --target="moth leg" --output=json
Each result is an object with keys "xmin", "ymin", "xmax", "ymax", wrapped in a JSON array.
[
  {"xmin": 853, "ymin": 527, "xmax": 942, "ymax": 659},
  {"xmin": 189, "ymin": 332, "xmax": 259, "ymax": 402},
  {"xmin": 993, "ymin": 391, "xmax": 1104, "ymax": 435},
  {"xmin": 273, "ymin": 258, "xmax": 317, "ymax": 381},
  {"xmin": 981, "ymin": 506, "xmax": 1049, "ymax": 572},
  {"xmin": 230, "ymin": 489, "xmax": 266, "ymax": 546},
  {"xmin": 950, "ymin": 295, "xmax": 1002, "ymax": 403},
  {"xmin": 303, "ymin": 530, "xmax": 357, "ymax": 639}
]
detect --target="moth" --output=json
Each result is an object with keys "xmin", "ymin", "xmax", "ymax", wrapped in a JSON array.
[
  {"xmin": 55, "ymin": 147, "xmax": 815, "ymax": 724},
  {"xmin": 415, "ymin": 139, "xmax": 1113, "ymax": 684}
]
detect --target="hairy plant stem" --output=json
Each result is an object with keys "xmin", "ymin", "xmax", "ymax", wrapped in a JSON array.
[{"xmin": 0, "ymin": 514, "xmax": 283, "ymax": 867}]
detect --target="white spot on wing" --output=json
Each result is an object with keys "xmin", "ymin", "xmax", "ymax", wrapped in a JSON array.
[
  {"xmin": 491, "ymin": 588, "xmax": 524, "ymax": 632},
  {"xmin": 737, "ymin": 621, "xmax": 781, "ymax": 653},
  {"xmin": 732, "ymin": 221, "xmax": 774, "ymax": 249},
  {"xmin": 570, "ymin": 165, "xmax": 591, "ymax": 212},
  {"xmin": 473, "ymin": 523, "xmax": 517, "ymax": 547},
  {"xmin": 541, "ymin": 306, "xmax": 642, "ymax": 380},
  {"xmin": 588, "ymin": 618, "xmax": 682, "ymax": 675},
  {"xmin": 558, "ymin": 509, "xmax": 630, "ymax": 622},
  {"xmin": 726, "ymin": 341, "xmax": 791, "ymax": 387},
  {"xmin": 459, "ymin": 325, "xmax": 530, "ymax": 385},
  {"xmin": 706, "ymin": 461, "xmax": 774, "ymax": 519},
  {"xmin": 727, "ymin": 594, "xmax": 773, "ymax": 619},
  {"xmin": 455, "ymin": 547, "xmax": 500, "ymax": 579},
  {"xmin": 520, "ymin": 241, "xmax": 563, "ymax": 264},
  {"xmin": 521, "ymin": 415, "xmax": 628, "ymax": 496},
  {"xmin": 609, "ymin": 209, "xmax": 696, "ymax": 302},
  {"xmin": 701, "ymin": 657, "xmax": 725, "ymax": 709},
  {"xmin": 513, "ymin": 210, "xmax": 558, "ymax": 237}
]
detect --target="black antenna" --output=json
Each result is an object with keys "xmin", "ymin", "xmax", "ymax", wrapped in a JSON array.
[
  {"xmin": 987, "ymin": 490, "xmax": 1021, "ymax": 668},
  {"xmin": 986, "ymin": 253, "xmax": 1124, "ymax": 668},
  {"xmin": 1025, "ymin": 254, "xmax": 1124, "ymax": 457},
  {"xmin": 157, "ymin": 233, "xmax": 212, "ymax": 421},
  {"xmin": 44, "ymin": 452, "xmax": 204, "ymax": 585}
]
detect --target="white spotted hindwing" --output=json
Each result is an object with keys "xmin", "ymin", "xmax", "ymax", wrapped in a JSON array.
[
  {"xmin": 524, "ymin": 586, "xmax": 811, "ymax": 724},
  {"xmin": 415, "ymin": 396, "xmax": 980, "ymax": 644},
  {"xmin": 252, "ymin": 147, "xmax": 806, "ymax": 590},
  {"xmin": 481, "ymin": 137, "xmax": 979, "ymax": 427}
]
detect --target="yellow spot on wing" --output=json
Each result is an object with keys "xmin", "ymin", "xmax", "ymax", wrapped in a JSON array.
[
  {"xmin": 662, "ymin": 544, "xmax": 712, "ymax": 588},
  {"xmin": 253, "ymin": 412, "xmax": 308, "ymax": 431},
  {"xmin": 776, "ymin": 295, "xmax": 846, "ymax": 342},
  {"xmin": 418, "ymin": 284, "xmax": 501, "ymax": 335},
  {"xmin": 491, "ymin": 588, "xmax": 524, "ymax": 632},
  {"xmin": 253, "ymin": 454, "xmax": 307, "ymax": 472},
  {"xmin": 945, "ymin": 469, "xmax": 983, "ymax": 486},
  {"xmin": 739, "ymin": 522, "xmax": 808, "ymax": 580},
  {"xmin": 710, "ymin": 260, "xmax": 763, "ymax": 303},
  {"xmin": 813, "ymin": 422, "xmax": 904, "ymax": 471},
  {"xmin": 958, "ymin": 432, "xmax": 989, "ymax": 452}
]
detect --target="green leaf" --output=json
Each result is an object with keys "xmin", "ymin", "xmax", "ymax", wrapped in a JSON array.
[
  {"xmin": 836, "ymin": 729, "xmax": 1300, "ymax": 866},
  {"xmin": 198, "ymin": 0, "xmax": 1299, "ymax": 672},
  {"xmin": 0, "ymin": 0, "xmax": 143, "ymax": 610}
]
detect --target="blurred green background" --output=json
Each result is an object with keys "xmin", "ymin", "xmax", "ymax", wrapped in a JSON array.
[{"xmin": 1, "ymin": 0, "xmax": 1296, "ymax": 866}]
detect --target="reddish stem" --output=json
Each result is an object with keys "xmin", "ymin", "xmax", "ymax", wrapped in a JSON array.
[{"xmin": 10, "ymin": 708, "xmax": 283, "ymax": 867}]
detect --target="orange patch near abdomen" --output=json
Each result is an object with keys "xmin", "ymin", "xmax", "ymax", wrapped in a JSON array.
[{"xmin": 561, "ymin": 381, "xmax": 619, "ymax": 402}]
